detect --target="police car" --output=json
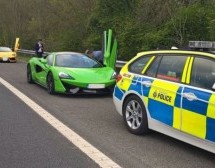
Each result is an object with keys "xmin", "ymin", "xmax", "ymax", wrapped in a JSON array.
[{"xmin": 113, "ymin": 42, "xmax": 215, "ymax": 153}]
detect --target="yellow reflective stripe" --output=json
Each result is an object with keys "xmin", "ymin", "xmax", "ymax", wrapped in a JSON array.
[
  {"xmin": 117, "ymin": 73, "xmax": 135, "ymax": 91},
  {"xmin": 181, "ymin": 109, "xmax": 206, "ymax": 139},
  {"xmin": 181, "ymin": 57, "xmax": 191, "ymax": 83},
  {"xmin": 120, "ymin": 63, "xmax": 129, "ymax": 73},
  {"xmin": 141, "ymin": 56, "xmax": 155, "ymax": 74},
  {"xmin": 186, "ymin": 57, "xmax": 194, "ymax": 84},
  {"xmin": 148, "ymin": 80, "xmax": 179, "ymax": 106},
  {"xmin": 207, "ymin": 93, "xmax": 215, "ymax": 119},
  {"xmin": 173, "ymin": 107, "xmax": 181, "ymax": 129},
  {"xmin": 143, "ymin": 97, "xmax": 149, "ymax": 107}
]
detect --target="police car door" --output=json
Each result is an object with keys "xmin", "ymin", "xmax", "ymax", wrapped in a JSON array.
[
  {"xmin": 145, "ymin": 54, "xmax": 188, "ymax": 130},
  {"xmin": 181, "ymin": 56, "xmax": 215, "ymax": 143}
]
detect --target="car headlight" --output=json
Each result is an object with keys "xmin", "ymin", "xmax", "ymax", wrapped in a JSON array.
[
  {"xmin": 111, "ymin": 71, "xmax": 117, "ymax": 79},
  {"xmin": 59, "ymin": 72, "xmax": 74, "ymax": 79}
]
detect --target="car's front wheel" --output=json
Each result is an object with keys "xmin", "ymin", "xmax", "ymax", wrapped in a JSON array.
[
  {"xmin": 123, "ymin": 95, "xmax": 149, "ymax": 135},
  {"xmin": 47, "ymin": 73, "xmax": 55, "ymax": 94},
  {"xmin": 27, "ymin": 64, "xmax": 34, "ymax": 84}
]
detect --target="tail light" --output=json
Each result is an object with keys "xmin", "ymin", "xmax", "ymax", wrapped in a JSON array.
[{"xmin": 116, "ymin": 74, "xmax": 122, "ymax": 83}]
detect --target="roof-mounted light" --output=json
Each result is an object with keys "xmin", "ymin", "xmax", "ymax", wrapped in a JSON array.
[{"xmin": 189, "ymin": 41, "xmax": 215, "ymax": 49}]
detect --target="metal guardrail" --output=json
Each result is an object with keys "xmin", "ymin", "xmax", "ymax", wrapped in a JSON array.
[
  {"xmin": 17, "ymin": 49, "xmax": 127, "ymax": 68},
  {"xmin": 17, "ymin": 49, "xmax": 36, "ymax": 55}
]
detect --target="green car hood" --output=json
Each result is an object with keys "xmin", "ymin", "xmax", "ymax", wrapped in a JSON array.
[{"xmin": 55, "ymin": 67, "xmax": 115, "ymax": 83}]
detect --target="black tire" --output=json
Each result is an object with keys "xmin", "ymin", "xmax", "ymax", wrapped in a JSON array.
[
  {"xmin": 47, "ymin": 73, "xmax": 55, "ymax": 94},
  {"xmin": 123, "ymin": 95, "xmax": 149, "ymax": 135},
  {"xmin": 108, "ymin": 85, "xmax": 115, "ymax": 94},
  {"xmin": 27, "ymin": 64, "xmax": 34, "ymax": 84}
]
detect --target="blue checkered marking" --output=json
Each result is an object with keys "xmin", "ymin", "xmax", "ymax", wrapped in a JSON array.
[
  {"xmin": 141, "ymin": 77, "xmax": 154, "ymax": 97},
  {"xmin": 174, "ymin": 87, "xmax": 183, "ymax": 108},
  {"xmin": 114, "ymin": 86, "xmax": 125, "ymax": 100},
  {"xmin": 148, "ymin": 99, "xmax": 173, "ymax": 126},
  {"xmin": 128, "ymin": 75, "xmax": 142, "ymax": 95},
  {"xmin": 182, "ymin": 87, "xmax": 211, "ymax": 116},
  {"xmin": 206, "ymin": 117, "xmax": 215, "ymax": 142}
]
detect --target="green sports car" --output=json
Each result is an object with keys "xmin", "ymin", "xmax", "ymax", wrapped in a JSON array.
[{"xmin": 27, "ymin": 52, "xmax": 116, "ymax": 94}]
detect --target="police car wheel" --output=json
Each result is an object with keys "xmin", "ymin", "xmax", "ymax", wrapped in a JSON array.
[{"xmin": 123, "ymin": 95, "xmax": 149, "ymax": 135}]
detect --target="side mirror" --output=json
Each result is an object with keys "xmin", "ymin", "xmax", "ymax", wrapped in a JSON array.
[
  {"xmin": 40, "ymin": 58, "xmax": 47, "ymax": 64},
  {"xmin": 42, "ymin": 53, "xmax": 48, "ymax": 58}
]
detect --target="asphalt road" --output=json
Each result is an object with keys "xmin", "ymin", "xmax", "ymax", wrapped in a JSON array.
[
  {"xmin": 0, "ymin": 61, "xmax": 214, "ymax": 168},
  {"xmin": 0, "ymin": 81, "xmax": 98, "ymax": 168}
]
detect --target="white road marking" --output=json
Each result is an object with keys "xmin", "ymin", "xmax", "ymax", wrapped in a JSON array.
[{"xmin": 0, "ymin": 77, "xmax": 121, "ymax": 168}]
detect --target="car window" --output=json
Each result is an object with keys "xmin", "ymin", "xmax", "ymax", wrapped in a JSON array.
[
  {"xmin": 129, "ymin": 56, "xmax": 152, "ymax": 74},
  {"xmin": 156, "ymin": 55, "xmax": 187, "ymax": 82},
  {"xmin": 0, "ymin": 47, "xmax": 12, "ymax": 52},
  {"xmin": 47, "ymin": 54, "xmax": 54, "ymax": 65},
  {"xmin": 190, "ymin": 57, "xmax": 215, "ymax": 90},
  {"xmin": 145, "ymin": 56, "xmax": 162, "ymax": 77}
]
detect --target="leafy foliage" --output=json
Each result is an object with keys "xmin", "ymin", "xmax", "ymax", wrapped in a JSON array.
[{"xmin": 0, "ymin": 0, "xmax": 214, "ymax": 60}]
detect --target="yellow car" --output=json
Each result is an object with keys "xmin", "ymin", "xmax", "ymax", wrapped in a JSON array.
[
  {"xmin": 0, "ymin": 47, "xmax": 16, "ymax": 62},
  {"xmin": 113, "ymin": 49, "xmax": 215, "ymax": 153}
]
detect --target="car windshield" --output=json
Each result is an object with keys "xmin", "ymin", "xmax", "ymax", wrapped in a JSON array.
[
  {"xmin": 0, "ymin": 47, "xmax": 12, "ymax": 52},
  {"xmin": 55, "ymin": 53, "xmax": 103, "ymax": 68}
]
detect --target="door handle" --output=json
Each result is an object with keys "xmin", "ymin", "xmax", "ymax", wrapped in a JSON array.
[{"xmin": 183, "ymin": 92, "xmax": 197, "ymax": 101}]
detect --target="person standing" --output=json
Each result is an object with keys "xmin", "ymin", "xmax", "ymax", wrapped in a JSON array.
[
  {"xmin": 34, "ymin": 39, "xmax": 44, "ymax": 58},
  {"xmin": 85, "ymin": 49, "xmax": 103, "ymax": 64}
]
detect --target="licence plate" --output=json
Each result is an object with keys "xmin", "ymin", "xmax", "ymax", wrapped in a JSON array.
[
  {"xmin": 3, "ymin": 57, "xmax": 8, "ymax": 61},
  {"xmin": 88, "ymin": 84, "xmax": 105, "ymax": 89}
]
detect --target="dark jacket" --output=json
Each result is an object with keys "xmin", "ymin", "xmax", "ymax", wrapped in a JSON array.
[{"xmin": 34, "ymin": 42, "xmax": 44, "ymax": 55}]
